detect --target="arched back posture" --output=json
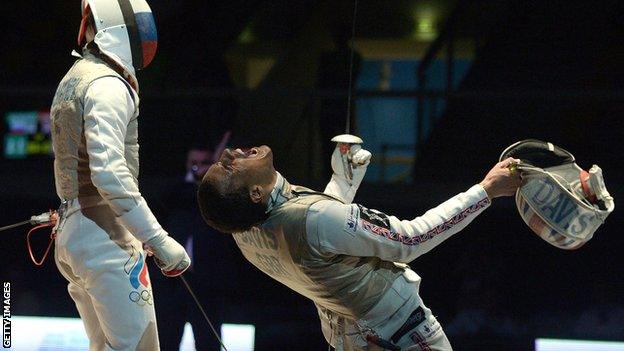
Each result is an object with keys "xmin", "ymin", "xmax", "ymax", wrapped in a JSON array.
[{"xmin": 197, "ymin": 144, "xmax": 521, "ymax": 350}]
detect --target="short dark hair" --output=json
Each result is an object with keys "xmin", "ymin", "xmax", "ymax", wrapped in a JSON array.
[{"xmin": 197, "ymin": 176, "xmax": 268, "ymax": 233}]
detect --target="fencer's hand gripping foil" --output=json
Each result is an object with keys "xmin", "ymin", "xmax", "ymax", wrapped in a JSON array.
[
  {"xmin": 331, "ymin": 134, "xmax": 372, "ymax": 186},
  {"xmin": 341, "ymin": 143, "xmax": 356, "ymax": 182},
  {"xmin": 144, "ymin": 235, "xmax": 191, "ymax": 277},
  {"xmin": 331, "ymin": 143, "xmax": 371, "ymax": 186}
]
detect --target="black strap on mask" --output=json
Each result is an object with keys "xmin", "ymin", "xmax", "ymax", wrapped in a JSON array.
[{"xmin": 117, "ymin": 0, "xmax": 143, "ymax": 69}]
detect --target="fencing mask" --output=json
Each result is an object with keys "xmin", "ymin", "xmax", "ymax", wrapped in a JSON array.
[{"xmin": 500, "ymin": 139, "xmax": 614, "ymax": 249}]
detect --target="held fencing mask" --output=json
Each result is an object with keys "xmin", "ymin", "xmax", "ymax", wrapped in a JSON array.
[{"xmin": 500, "ymin": 139, "xmax": 614, "ymax": 250}]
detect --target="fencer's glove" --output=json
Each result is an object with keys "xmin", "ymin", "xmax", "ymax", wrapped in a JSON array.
[
  {"xmin": 117, "ymin": 198, "xmax": 191, "ymax": 277},
  {"xmin": 350, "ymin": 145, "xmax": 373, "ymax": 167},
  {"xmin": 330, "ymin": 143, "xmax": 372, "ymax": 184},
  {"xmin": 325, "ymin": 144, "xmax": 372, "ymax": 203},
  {"xmin": 144, "ymin": 233, "xmax": 191, "ymax": 277}
]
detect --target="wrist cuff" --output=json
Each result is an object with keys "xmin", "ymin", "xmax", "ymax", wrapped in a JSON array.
[{"xmin": 471, "ymin": 184, "xmax": 492, "ymax": 206}]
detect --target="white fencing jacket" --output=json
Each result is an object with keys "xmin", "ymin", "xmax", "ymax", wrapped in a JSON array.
[
  {"xmin": 50, "ymin": 52, "xmax": 164, "ymax": 243},
  {"xmin": 234, "ymin": 169, "xmax": 490, "ymax": 348}
]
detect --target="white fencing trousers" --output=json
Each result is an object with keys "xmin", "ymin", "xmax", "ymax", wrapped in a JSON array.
[
  {"xmin": 369, "ymin": 305, "xmax": 453, "ymax": 351},
  {"xmin": 320, "ymin": 273, "xmax": 452, "ymax": 351},
  {"xmin": 54, "ymin": 199, "xmax": 159, "ymax": 351}
]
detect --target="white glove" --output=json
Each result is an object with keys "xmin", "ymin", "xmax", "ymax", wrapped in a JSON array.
[
  {"xmin": 330, "ymin": 144, "xmax": 372, "ymax": 184},
  {"xmin": 117, "ymin": 200, "xmax": 191, "ymax": 277},
  {"xmin": 325, "ymin": 144, "xmax": 372, "ymax": 203},
  {"xmin": 350, "ymin": 145, "xmax": 372, "ymax": 167},
  {"xmin": 144, "ymin": 233, "xmax": 191, "ymax": 277}
]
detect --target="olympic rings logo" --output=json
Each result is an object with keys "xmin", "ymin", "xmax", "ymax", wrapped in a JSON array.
[{"xmin": 129, "ymin": 288, "xmax": 153, "ymax": 306}]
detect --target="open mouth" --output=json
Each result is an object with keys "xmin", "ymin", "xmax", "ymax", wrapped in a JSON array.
[
  {"xmin": 234, "ymin": 147, "xmax": 260, "ymax": 158},
  {"xmin": 244, "ymin": 148, "xmax": 259, "ymax": 157}
]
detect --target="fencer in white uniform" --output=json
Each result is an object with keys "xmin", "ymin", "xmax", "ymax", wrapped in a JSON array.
[
  {"xmin": 50, "ymin": 1, "xmax": 190, "ymax": 350},
  {"xmin": 197, "ymin": 145, "xmax": 522, "ymax": 350}
]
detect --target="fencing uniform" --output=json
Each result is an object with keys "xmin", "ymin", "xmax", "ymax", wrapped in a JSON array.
[
  {"xmin": 51, "ymin": 51, "xmax": 162, "ymax": 350},
  {"xmin": 233, "ymin": 172, "xmax": 490, "ymax": 350},
  {"xmin": 50, "ymin": 2, "xmax": 191, "ymax": 349}
]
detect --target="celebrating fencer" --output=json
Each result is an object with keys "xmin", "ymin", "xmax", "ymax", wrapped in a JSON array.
[
  {"xmin": 196, "ymin": 140, "xmax": 523, "ymax": 350},
  {"xmin": 49, "ymin": 1, "xmax": 190, "ymax": 350}
]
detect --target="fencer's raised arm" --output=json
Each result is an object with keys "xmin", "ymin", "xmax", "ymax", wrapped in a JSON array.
[
  {"xmin": 308, "ymin": 184, "xmax": 490, "ymax": 263},
  {"xmin": 310, "ymin": 158, "xmax": 522, "ymax": 263},
  {"xmin": 324, "ymin": 145, "xmax": 372, "ymax": 204},
  {"xmin": 83, "ymin": 77, "xmax": 190, "ymax": 275}
]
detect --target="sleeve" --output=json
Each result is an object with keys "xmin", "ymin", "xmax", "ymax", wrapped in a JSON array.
[
  {"xmin": 306, "ymin": 184, "xmax": 491, "ymax": 263},
  {"xmin": 323, "ymin": 174, "xmax": 359, "ymax": 204},
  {"xmin": 83, "ymin": 77, "xmax": 166, "ymax": 242}
]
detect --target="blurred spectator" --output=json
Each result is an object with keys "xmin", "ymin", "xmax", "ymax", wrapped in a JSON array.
[{"xmin": 151, "ymin": 132, "xmax": 240, "ymax": 350}]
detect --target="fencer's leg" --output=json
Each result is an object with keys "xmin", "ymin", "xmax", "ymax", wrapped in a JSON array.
[
  {"xmin": 56, "ymin": 253, "xmax": 110, "ymax": 351},
  {"xmin": 67, "ymin": 282, "xmax": 112, "ymax": 350},
  {"xmin": 56, "ymin": 206, "xmax": 160, "ymax": 350},
  {"xmin": 398, "ymin": 306, "xmax": 453, "ymax": 351},
  {"xmin": 363, "ymin": 273, "xmax": 453, "ymax": 351},
  {"xmin": 85, "ymin": 242, "xmax": 160, "ymax": 351}
]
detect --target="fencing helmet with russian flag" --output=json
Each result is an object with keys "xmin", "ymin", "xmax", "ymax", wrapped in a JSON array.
[
  {"xmin": 500, "ymin": 139, "xmax": 614, "ymax": 250},
  {"xmin": 77, "ymin": 0, "xmax": 157, "ymax": 72}
]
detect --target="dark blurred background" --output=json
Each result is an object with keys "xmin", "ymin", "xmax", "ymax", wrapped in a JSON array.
[{"xmin": 0, "ymin": 0, "xmax": 622, "ymax": 350}]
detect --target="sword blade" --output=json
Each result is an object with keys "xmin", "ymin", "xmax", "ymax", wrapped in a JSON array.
[
  {"xmin": 0, "ymin": 220, "xmax": 31, "ymax": 232},
  {"xmin": 179, "ymin": 274, "xmax": 229, "ymax": 351}
]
